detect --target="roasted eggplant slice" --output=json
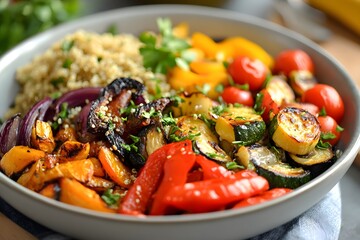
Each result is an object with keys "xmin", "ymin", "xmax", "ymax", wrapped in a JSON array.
[
  {"xmin": 123, "ymin": 97, "xmax": 171, "ymax": 138},
  {"xmin": 269, "ymin": 107, "xmax": 320, "ymax": 155},
  {"xmin": 235, "ymin": 144, "xmax": 311, "ymax": 189},
  {"xmin": 174, "ymin": 116, "xmax": 231, "ymax": 163},
  {"xmin": 289, "ymin": 147, "xmax": 335, "ymax": 177},
  {"xmin": 87, "ymin": 77, "xmax": 145, "ymax": 134},
  {"xmin": 215, "ymin": 106, "xmax": 266, "ymax": 146}
]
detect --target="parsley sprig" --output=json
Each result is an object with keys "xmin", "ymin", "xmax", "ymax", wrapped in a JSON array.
[{"xmin": 139, "ymin": 18, "xmax": 190, "ymax": 74}]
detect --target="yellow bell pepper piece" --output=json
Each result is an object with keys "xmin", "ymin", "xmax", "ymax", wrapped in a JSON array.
[
  {"xmin": 219, "ymin": 37, "xmax": 274, "ymax": 68},
  {"xmin": 190, "ymin": 60, "xmax": 226, "ymax": 74},
  {"xmin": 191, "ymin": 32, "xmax": 233, "ymax": 61},
  {"xmin": 168, "ymin": 66, "xmax": 229, "ymax": 99}
]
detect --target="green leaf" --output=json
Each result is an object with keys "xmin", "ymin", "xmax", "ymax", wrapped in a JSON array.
[
  {"xmin": 106, "ymin": 24, "xmax": 118, "ymax": 35},
  {"xmin": 101, "ymin": 189, "xmax": 121, "ymax": 207},
  {"xmin": 61, "ymin": 39, "xmax": 74, "ymax": 52}
]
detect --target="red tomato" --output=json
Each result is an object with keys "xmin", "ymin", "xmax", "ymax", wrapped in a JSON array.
[
  {"xmin": 221, "ymin": 86, "xmax": 254, "ymax": 106},
  {"xmin": 318, "ymin": 115, "xmax": 342, "ymax": 146},
  {"xmin": 302, "ymin": 84, "xmax": 344, "ymax": 122},
  {"xmin": 227, "ymin": 56, "xmax": 268, "ymax": 91},
  {"xmin": 273, "ymin": 49, "xmax": 314, "ymax": 77}
]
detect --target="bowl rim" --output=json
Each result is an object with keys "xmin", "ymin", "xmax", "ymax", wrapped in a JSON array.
[{"xmin": 1, "ymin": 3, "xmax": 360, "ymax": 224}]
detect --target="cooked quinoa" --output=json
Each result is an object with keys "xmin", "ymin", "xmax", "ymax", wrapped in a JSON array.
[{"xmin": 7, "ymin": 30, "xmax": 169, "ymax": 118}]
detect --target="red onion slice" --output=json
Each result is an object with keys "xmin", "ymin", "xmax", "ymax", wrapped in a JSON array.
[
  {"xmin": 18, "ymin": 97, "xmax": 53, "ymax": 147},
  {"xmin": 53, "ymin": 87, "xmax": 101, "ymax": 115},
  {"xmin": 0, "ymin": 113, "xmax": 22, "ymax": 156}
]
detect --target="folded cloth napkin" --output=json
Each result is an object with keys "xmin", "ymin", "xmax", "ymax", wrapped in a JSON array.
[{"xmin": 0, "ymin": 184, "xmax": 341, "ymax": 240}]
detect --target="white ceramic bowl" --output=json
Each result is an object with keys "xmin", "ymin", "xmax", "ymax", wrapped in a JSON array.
[{"xmin": 0, "ymin": 5, "xmax": 360, "ymax": 240}]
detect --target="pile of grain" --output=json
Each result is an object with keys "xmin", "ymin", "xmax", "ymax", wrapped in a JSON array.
[{"xmin": 8, "ymin": 30, "xmax": 169, "ymax": 117}]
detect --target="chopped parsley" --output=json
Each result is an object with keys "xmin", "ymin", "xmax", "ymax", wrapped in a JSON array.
[
  {"xmin": 106, "ymin": 24, "xmax": 118, "ymax": 35},
  {"xmin": 225, "ymin": 161, "xmax": 244, "ymax": 170},
  {"xmin": 61, "ymin": 40, "xmax": 75, "ymax": 52},
  {"xmin": 101, "ymin": 189, "xmax": 121, "ymax": 207},
  {"xmin": 62, "ymin": 58, "xmax": 72, "ymax": 68}
]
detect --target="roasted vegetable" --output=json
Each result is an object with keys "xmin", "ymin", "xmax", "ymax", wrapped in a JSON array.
[
  {"xmin": 0, "ymin": 146, "xmax": 45, "ymax": 177},
  {"xmin": 266, "ymin": 76, "xmax": 295, "ymax": 106},
  {"xmin": 0, "ymin": 113, "xmax": 21, "ymax": 156},
  {"xmin": 87, "ymin": 77, "xmax": 144, "ymax": 134},
  {"xmin": 289, "ymin": 70, "xmax": 317, "ymax": 96},
  {"xmin": 289, "ymin": 147, "xmax": 335, "ymax": 177},
  {"xmin": 137, "ymin": 125, "xmax": 167, "ymax": 160},
  {"xmin": 59, "ymin": 178, "xmax": 115, "ymax": 213},
  {"xmin": 172, "ymin": 92, "xmax": 215, "ymax": 117},
  {"xmin": 98, "ymin": 146, "xmax": 134, "ymax": 188},
  {"xmin": 31, "ymin": 120, "xmax": 56, "ymax": 153},
  {"xmin": 174, "ymin": 116, "xmax": 231, "ymax": 163},
  {"xmin": 57, "ymin": 141, "xmax": 90, "ymax": 162},
  {"xmin": 215, "ymin": 106, "xmax": 266, "ymax": 146},
  {"xmin": 269, "ymin": 107, "xmax": 320, "ymax": 155},
  {"xmin": 235, "ymin": 144, "xmax": 311, "ymax": 189}
]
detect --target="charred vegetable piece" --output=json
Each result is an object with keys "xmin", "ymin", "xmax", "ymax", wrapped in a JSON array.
[
  {"xmin": 0, "ymin": 146, "xmax": 45, "ymax": 177},
  {"xmin": 289, "ymin": 70, "xmax": 317, "ymax": 96},
  {"xmin": 266, "ymin": 76, "xmax": 295, "ymax": 106},
  {"xmin": 31, "ymin": 120, "xmax": 56, "ymax": 153},
  {"xmin": 0, "ymin": 113, "xmax": 21, "ymax": 156},
  {"xmin": 215, "ymin": 106, "xmax": 266, "ymax": 146},
  {"xmin": 124, "ymin": 97, "xmax": 171, "ymax": 137},
  {"xmin": 174, "ymin": 116, "xmax": 231, "ymax": 163},
  {"xmin": 137, "ymin": 124, "xmax": 167, "ymax": 160},
  {"xmin": 17, "ymin": 159, "xmax": 43, "ymax": 189},
  {"xmin": 269, "ymin": 107, "xmax": 320, "ymax": 155},
  {"xmin": 235, "ymin": 144, "xmax": 311, "ymax": 189},
  {"xmin": 57, "ymin": 141, "xmax": 90, "ymax": 162},
  {"xmin": 87, "ymin": 77, "xmax": 144, "ymax": 134},
  {"xmin": 86, "ymin": 176, "xmax": 116, "ymax": 192},
  {"xmin": 59, "ymin": 177, "xmax": 115, "ymax": 213},
  {"xmin": 289, "ymin": 147, "xmax": 335, "ymax": 177}
]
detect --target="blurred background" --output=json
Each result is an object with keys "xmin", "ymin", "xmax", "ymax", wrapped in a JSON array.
[{"xmin": 1, "ymin": 0, "xmax": 360, "ymax": 239}]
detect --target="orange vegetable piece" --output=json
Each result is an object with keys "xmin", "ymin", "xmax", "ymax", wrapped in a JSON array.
[
  {"xmin": 172, "ymin": 22, "xmax": 189, "ymax": 39},
  {"xmin": 86, "ymin": 176, "xmax": 115, "ymax": 192},
  {"xmin": 191, "ymin": 32, "xmax": 233, "ymax": 61},
  {"xmin": 55, "ymin": 126, "xmax": 78, "ymax": 143},
  {"xmin": 42, "ymin": 159, "xmax": 94, "ymax": 185},
  {"xmin": 98, "ymin": 146, "xmax": 134, "ymax": 188},
  {"xmin": 17, "ymin": 159, "xmax": 44, "ymax": 191},
  {"xmin": 59, "ymin": 178, "xmax": 115, "ymax": 213},
  {"xmin": 58, "ymin": 141, "xmax": 90, "ymax": 162},
  {"xmin": 31, "ymin": 120, "xmax": 56, "ymax": 153},
  {"xmin": 190, "ymin": 60, "xmax": 226, "ymax": 74},
  {"xmin": 89, "ymin": 157, "xmax": 105, "ymax": 177},
  {"xmin": 39, "ymin": 183, "xmax": 59, "ymax": 199},
  {"xmin": 0, "ymin": 146, "xmax": 45, "ymax": 177}
]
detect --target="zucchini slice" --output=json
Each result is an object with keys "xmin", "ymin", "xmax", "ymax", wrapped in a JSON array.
[
  {"xmin": 289, "ymin": 147, "xmax": 335, "ymax": 177},
  {"xmin": 270, "ymin": 107, "xmax": 320, "ymax": 155},
  {"xmin": 235, "ymin": 144, "xmax": 311, "ymax": 189},
  {"xmin": 172, "ymin": 92, "xmax": 215, "ymax": 117},
  {"xmin": 266, "ymin": 76, "xmax": 295, "ymax": 106},
  {"xmin": 289, "ymin": 70, "xmax": 317, "ymax": 96},
  {"xmin": 215, "ymin": 106, "xmax": 266, "ymax": 146},
  {"xmin": 174, "ymin": 116, "xmax": 231, "ymax": 163}
]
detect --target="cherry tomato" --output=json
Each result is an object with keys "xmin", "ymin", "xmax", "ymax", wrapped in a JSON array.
[
  {"xmin": 273, "ymin": 49, "xmax": 314, "ymax": 77},
  {"xmin": 227, "ymin": 56, "xmax": 268, "ymax": 91},
  {"xmin": 318, "ymin": 115, "xmax": 342, "ymax": 146},
  {"xmin": 221, "ymin": 86, "xmax": 254, "ymax": 106},
  {"xmin": 302, "ymin": 84, "xmax": 344, "ymax": 123}
]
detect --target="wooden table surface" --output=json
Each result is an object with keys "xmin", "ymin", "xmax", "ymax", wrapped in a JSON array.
[{"xmin": 1, "ymin": 13, "xmax": 360, "ymax": 240}]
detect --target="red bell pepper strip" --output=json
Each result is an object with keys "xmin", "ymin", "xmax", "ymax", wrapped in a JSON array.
[
  {"xmin": 195, "ymin": 155, "xmax": 233, "ymax": 179},
  {"xmin": 150, "ymin": 145, "xmax": 196, "ymax": 215},
  {"xmin": 232, "ymin": 188, "xmax": 292, "ymax": 209},
  {"xmin": 118, "ymin": 140, "xmax": 193, "ymax": 215},
  {"xmin": 163, "ymin": 174, "xmax": 269, "ymax": 213}
]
